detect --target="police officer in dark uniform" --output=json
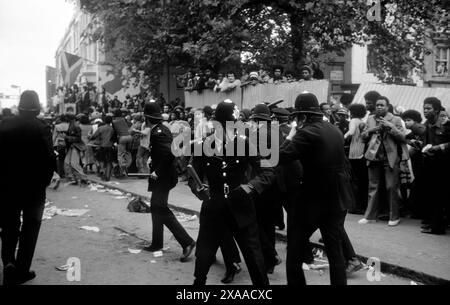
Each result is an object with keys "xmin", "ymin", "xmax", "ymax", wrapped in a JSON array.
[
  {"xmin": 279, "ymin": 93, "xmax": 353, "ymax": 285},
  {"xmin": 248, "ymin": 103, "xmax": 282, "ymax": 274},
  {"xmin": 190, "ymin": 100, "xmax": 275, "ymax": 285},
  {"xmin": 142, "ymin": 102, "xmax": 196, "ymax": 261},
  {"xmin": 0, "ymin": 91, "xmax": 56, "ymax": 285}
]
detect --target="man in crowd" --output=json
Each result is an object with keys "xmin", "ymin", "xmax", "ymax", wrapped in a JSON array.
[
  {"xmin": 268, "ymin": 66, "xmax": 287, "ymax": 84},
  {"xmin": 0, "ymin": 91, "xmax": 56, "ymax": 285},
  {"xmin": 359, "ymin": 96, "xmax": 408, "ymax": 227},
  {"xmin": 420, "ymin": 97, "xmax": 450, "ymax": 235},
  {"xmin": 363, "ymin": 91, "xmax": 380, "ymax": 116}
]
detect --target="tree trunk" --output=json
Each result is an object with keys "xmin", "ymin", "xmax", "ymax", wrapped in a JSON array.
[{"xmin": 289, "ymin": 13, "xmax": 305, "ymax": 74}]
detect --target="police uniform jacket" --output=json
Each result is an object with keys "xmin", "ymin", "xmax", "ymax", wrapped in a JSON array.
[
  {"xmin": 191, "ymin": 135, "xmax": 276, "ymax": 228},
  {"xmin": 0, "ymin": 116, "xmax": 56, "ymax": 204},
  {"xmin": 279, "ymin": 118, "xmax": 353, "ymax": 214}
]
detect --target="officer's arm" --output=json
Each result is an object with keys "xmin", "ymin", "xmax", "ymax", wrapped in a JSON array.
[
  {"xmin": 247, "ymin": 138, "xmax": 276, "ymax": 195},
  {"xmin": 152, "ymin": 131, "xmax": 174, "ymax": 176},
  {"xmin": 279, "ymin": 129, "xmax": 309, "ymax": 165}
]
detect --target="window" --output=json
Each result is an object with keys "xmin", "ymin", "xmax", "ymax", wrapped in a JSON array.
[{"xmin": 435, "ymin": 47, "xmax": 449, "ymax": 76}]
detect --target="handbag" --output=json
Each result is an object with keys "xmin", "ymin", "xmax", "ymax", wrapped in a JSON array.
[{"xmin": 364, "ymin": 134, "xmax": 381, "ymax": 161}]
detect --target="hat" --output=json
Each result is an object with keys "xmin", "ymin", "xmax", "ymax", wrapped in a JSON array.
[
  {"xmin": 18, "ymin": 90, "xmax": 41, "ymax": 113},
  {"xmin": 250, "ymin": 103, "xmax": 271, "ymax": 121},
  {"xmin": 249, "ymin": 71, "xmax": 259, "ymax": 78},
  {"xmin": 293, "ymin": 92, "xmax": 322, "ymax": 116},
  {"xmin": 240, "ymin": 108, "xmax": 251, "ymax": 120},
  {"xmin": 144, "ymin": 102, "xmax": 163, "ymax": 120},
  {"xmin": 215, "ymin": 100, "xmax": 238, "ymax": 125},
  {"xmin": 271, "ymin": 107, "xmax": 291, "ymax": 117}
]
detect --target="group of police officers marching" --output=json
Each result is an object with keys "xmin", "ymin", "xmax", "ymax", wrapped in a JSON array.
[{"xmin": 0, "ymin": 90, "xmax": 354, "ymax": 286}]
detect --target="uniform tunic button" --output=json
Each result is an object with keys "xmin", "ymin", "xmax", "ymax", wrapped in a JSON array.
[
  {"xmin": 223, "ymin": 173, "xmax": 226, "ymax": 177},
  {"xmin": 222, "ymin": 161, "xmax": 226, "ymax": 165},
  {"xmin": 236, "ymin": 160, "xmax": 239, "ymax": 164}
]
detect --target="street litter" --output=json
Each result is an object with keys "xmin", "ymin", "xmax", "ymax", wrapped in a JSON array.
[
  {"xmin": 97, "ymin": 189, "xmax": 106, "ymax": 193},
  {"xmin": 71, "ymin": 196, "xmax": 78, "ymax": 199},
  {"xmin": 410, "ymin": 281, "xmax": 418, "ymax": 285},
  {"xmin": 162, "ymin": 247, "xmax": 170, "ymax": 251},
  {"xmin": 108, "ymin": 189, "xmax": 123, "ymax": 196},
  {"xmin": 153, "ymin": 251, "xmax": 163, "ymax": 257},
  {"xmin": 42, "ymin": 206, "xmax": 59, "ymax": 220},
  {"xmin": 80, "ymin": 226, "xmax": 100, "ymax": 233},
  {"xmin": 57, "ymin": 209, "xmax": 90, "ymax": 217},
  {"xmin": 128, "ymin": 248, "xmax": 142, "ymax": 254},
  {"xmin": 114, "ymin": 196, "xmax": 128, "ymax": 199},
  {"xmin": 150, "ymin": 260, "xmax": 156, "ymax": 263},
  {"xmin": 84, "ymin": 205, "xmax": 89, "ymax": 208},
  {"xmin": 127, "ymin": 198, "xmax": 151, "ymax": 213},
  {"xmin": 119, "ymin": 233, "xmax": 130, "ymax": 237},
  {"xmin": 55, "ymin": 264, "xmax": 70, "ymax": 271},
  {"xmin": 308, "ymin": 263, "xmax": 329, "ymax": 270},
  {"xmin": 175, "ymin": 213, "xmax": 198, "ymax": 222}
]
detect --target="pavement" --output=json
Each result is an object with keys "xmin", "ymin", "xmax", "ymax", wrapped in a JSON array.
[
  {"xmin": 84, "ymin": 174, "xmax": 450, "ymax": 285},
  {"xmin": 0, "ymin": 182, "xmax": 414, "ymax": 285}
]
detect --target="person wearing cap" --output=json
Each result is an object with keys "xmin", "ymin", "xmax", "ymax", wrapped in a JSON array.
[
  {"xmin": 420, "ymin": 97, "xmax": 450, "ymax": 235},
  {"xmin": 142, "ymin": 102, "xmax": 197, "ymax": 261},
  {"xmin": 0, "ymin": 91, "xmax": 56, "ymax": 285},
  {"xmin": 279, "ymin": 92, "xmax": 354, "ymax": 285},
  {"xmin": 298, "ymin": 65, "xmax": 315, "ymax": 81},
  {"xmin": 249, "ymin": 103, "xmax": 283, "ymax": 274},
  {"xmin": 132, "ymin": 114, "xmax": 151, "ymax": 174},
  {"xmin": 53, "ymin": 114, "xmax": 70, "ymax": 178},
  {"xmin": 189, "ymin": 100, "xmax": 275, "ymax": 286}
]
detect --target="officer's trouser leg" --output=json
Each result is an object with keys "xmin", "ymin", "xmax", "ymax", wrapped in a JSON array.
[
  {"xmin": 220, "ymin": 230, "xmax": 241, "ymax": 271},
  {"xmin": 232, "ymin": 220, "xmax": 269, "ymax": 286},
  {"xmin": 320, "ymin": 211, "xmax": 347, "ymax": 285},
  {"xmin": 194, "ymin": 217, "xmax": 223, "ymax": 285}
]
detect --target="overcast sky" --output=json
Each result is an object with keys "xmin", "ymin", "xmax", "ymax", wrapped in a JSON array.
[{"xmin": 0, "ymin": 0, "xmax": 74, "ymax": 107}]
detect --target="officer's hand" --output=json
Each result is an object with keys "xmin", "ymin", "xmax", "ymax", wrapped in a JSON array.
[
  {"xmin": 197, "ymin": 184, "xmax": 210, "ymax": 202},
  {"xmin": 286, "ymin": 122, "xmax": 297, "ymax": 141},
  {"xmin": 239, "ymin": 184, "xmax": 255, "ymax": 195}
]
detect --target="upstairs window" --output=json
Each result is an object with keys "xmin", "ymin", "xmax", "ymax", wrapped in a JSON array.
[{"xmin": 435, "ymin": 47, "xmax": 449, "ymax": 77}]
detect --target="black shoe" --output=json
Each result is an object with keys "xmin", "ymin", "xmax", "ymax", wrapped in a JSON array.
[
  {"xmin": 421, "ymin": 228, "xmax": 445, "ymax": 235},
  {"xmin": 16, "ymin": 270, "xmax": 36, "ymax": 285},
  {"xmin": 143, "ymin": 244, "xmax": 163, "ymax": 252},
  {"xmin": 221, "ymin": 264, "xmax": 241, "ymax": 284},
  {"xmin": 3, "ymin": 263, "xmax": 17, "ymax": 286},
  {"xmin": 180, "ymin": 242, "xmax": 196, "ymax": 262},
  {"xmin": 421, "ymin": 225, "xmax": 431, "ymax": 230}
]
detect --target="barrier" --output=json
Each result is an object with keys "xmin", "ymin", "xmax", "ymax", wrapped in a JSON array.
[
  {"xmin": 184, "ymin": 80, "xmax": 330, "ymax": 109},
  {"xmin": 353, "ymin": 83, "xmax": 450, "ymax": 114}
]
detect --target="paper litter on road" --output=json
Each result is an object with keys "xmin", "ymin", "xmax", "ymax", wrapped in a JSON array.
[
  {"xmin": 410, "ymin": 281, "xmax": 418, "ymax": 285},
  {"xmin": 71, "ymin": 196, "xmax": 78, "ymax": 199},
  {"xmin": 80, "ymin": 226, "xmax": 100, "ymax": 233},
  {"xmin": 108, "ymin": 189, "xmax": 123, "ymax": 196},
  {"xmin": 153, "ymin": 251, "xmax": 163, "ymax": 258},
  {"xmin": 55, "ymin": 264, "xmax": 70, "ymax": 271},
  {"xmin": 175, "ymin": 213, "xmax": 198, "ymax": 222},
  {"xmin": 57, "ymin": 209, "xmax": 90, "ymax": 217},
  {"xmin": 162, "ymin": 247, "xmax": 170, "ymax": 252},
  {"xmin": 119, "ymin": 233, "xmax": 130, "ymax": 237},
  {"xmin": 43, "ymin": 206, "xmax": 59, "ymax": 220},
  {"xmin": 114, "ymin": 196, "xmax": 128, "ymax": 199},
  {"xmin": 128, "ymin": 248, "xmax": 142, "ymax": 254},
  {"xmin": 150, "ymin": 260, "xmax": 156, "ymax": 263}
]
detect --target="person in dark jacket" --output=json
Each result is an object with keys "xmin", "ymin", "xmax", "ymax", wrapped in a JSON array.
[
  {"xmin": 64, "ymin": 114, "xmax": 87, "ymax": 184},
  {"xmin": 89, "ymin": 115, "xmax": 115, "ymax": 181},
  {"xmin": 0, "ymin": 91, "xmax": 56, "ymax": 285},
  {"xmin": 279, "ymin": 93, "xmax": 354, "ymax": 285},
  {"xmin": 142, "ymin": 102, "xmax": 196, "ymax": 261},
  {"xmin": 190, "ymin": 100, "xmax": 276, "ymax": 286},
  {"xmin": 420, "ymin": 98, "xmax": 450, "ymax": 235}
]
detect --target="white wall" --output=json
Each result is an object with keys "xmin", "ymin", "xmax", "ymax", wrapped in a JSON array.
[{"xmin": 351, "ymin": 45, "xmax": 380, "ymax": 84}]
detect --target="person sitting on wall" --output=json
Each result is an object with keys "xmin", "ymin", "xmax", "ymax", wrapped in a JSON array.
[
  {"xmin": 298, "ymin": 65, "xmax": 315, "ymax": 81},
  {"xmin": 268, "ymin": 65, "xmax": 287, "ymax": 84},
  {"xmin": 241, "ymin": 71, "xmax": 263, "ymax": 87},
  {"xmin": 218, "ymin": 71, "xmax": 241, "ymax": 93},
  {"xmin": 204, "ymin": 68, "xmax": 217, "ymax": 89}
]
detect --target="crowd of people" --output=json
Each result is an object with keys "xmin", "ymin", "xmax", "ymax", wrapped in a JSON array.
[
  {"xmin": 1, "ymin": 86, "xmax": 449, "ymax": 286},
  {"xmin": 179, "ymin": 64, "xmax": 324, "ymax": 93}
]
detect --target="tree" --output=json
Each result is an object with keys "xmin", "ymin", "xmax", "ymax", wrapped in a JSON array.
[{"xmin": 78, "ymin": 0, "xmax": 448, "ymax": 85}]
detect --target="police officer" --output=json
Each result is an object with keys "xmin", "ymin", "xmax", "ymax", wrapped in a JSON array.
[
  {"xmin": 0, "ymin": 91, "xmax": 56, "ymax": 285},
  {"xmin": 142, "ymin": 102, "xmax": 196, "ymax": 261},
  {"xmin": 279, "ymin": 93, "xmax": 353, "ymax": 285},
  {"xmin": 248, "ymin": 103, "xmax": 282, "ymax": 273},
  {"xmin": 191, "ymin": 100, "xmax": 275, "ymax": 285}
]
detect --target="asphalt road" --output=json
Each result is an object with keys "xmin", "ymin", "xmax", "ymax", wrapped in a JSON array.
[{"xmin": 0, "ymin": 183, "xmax": 416, "ymax": 285}]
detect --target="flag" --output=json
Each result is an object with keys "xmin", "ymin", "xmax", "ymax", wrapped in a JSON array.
[{"xmin": 60, "ymin": 52, "xmax": 84, "ymax": 86}]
